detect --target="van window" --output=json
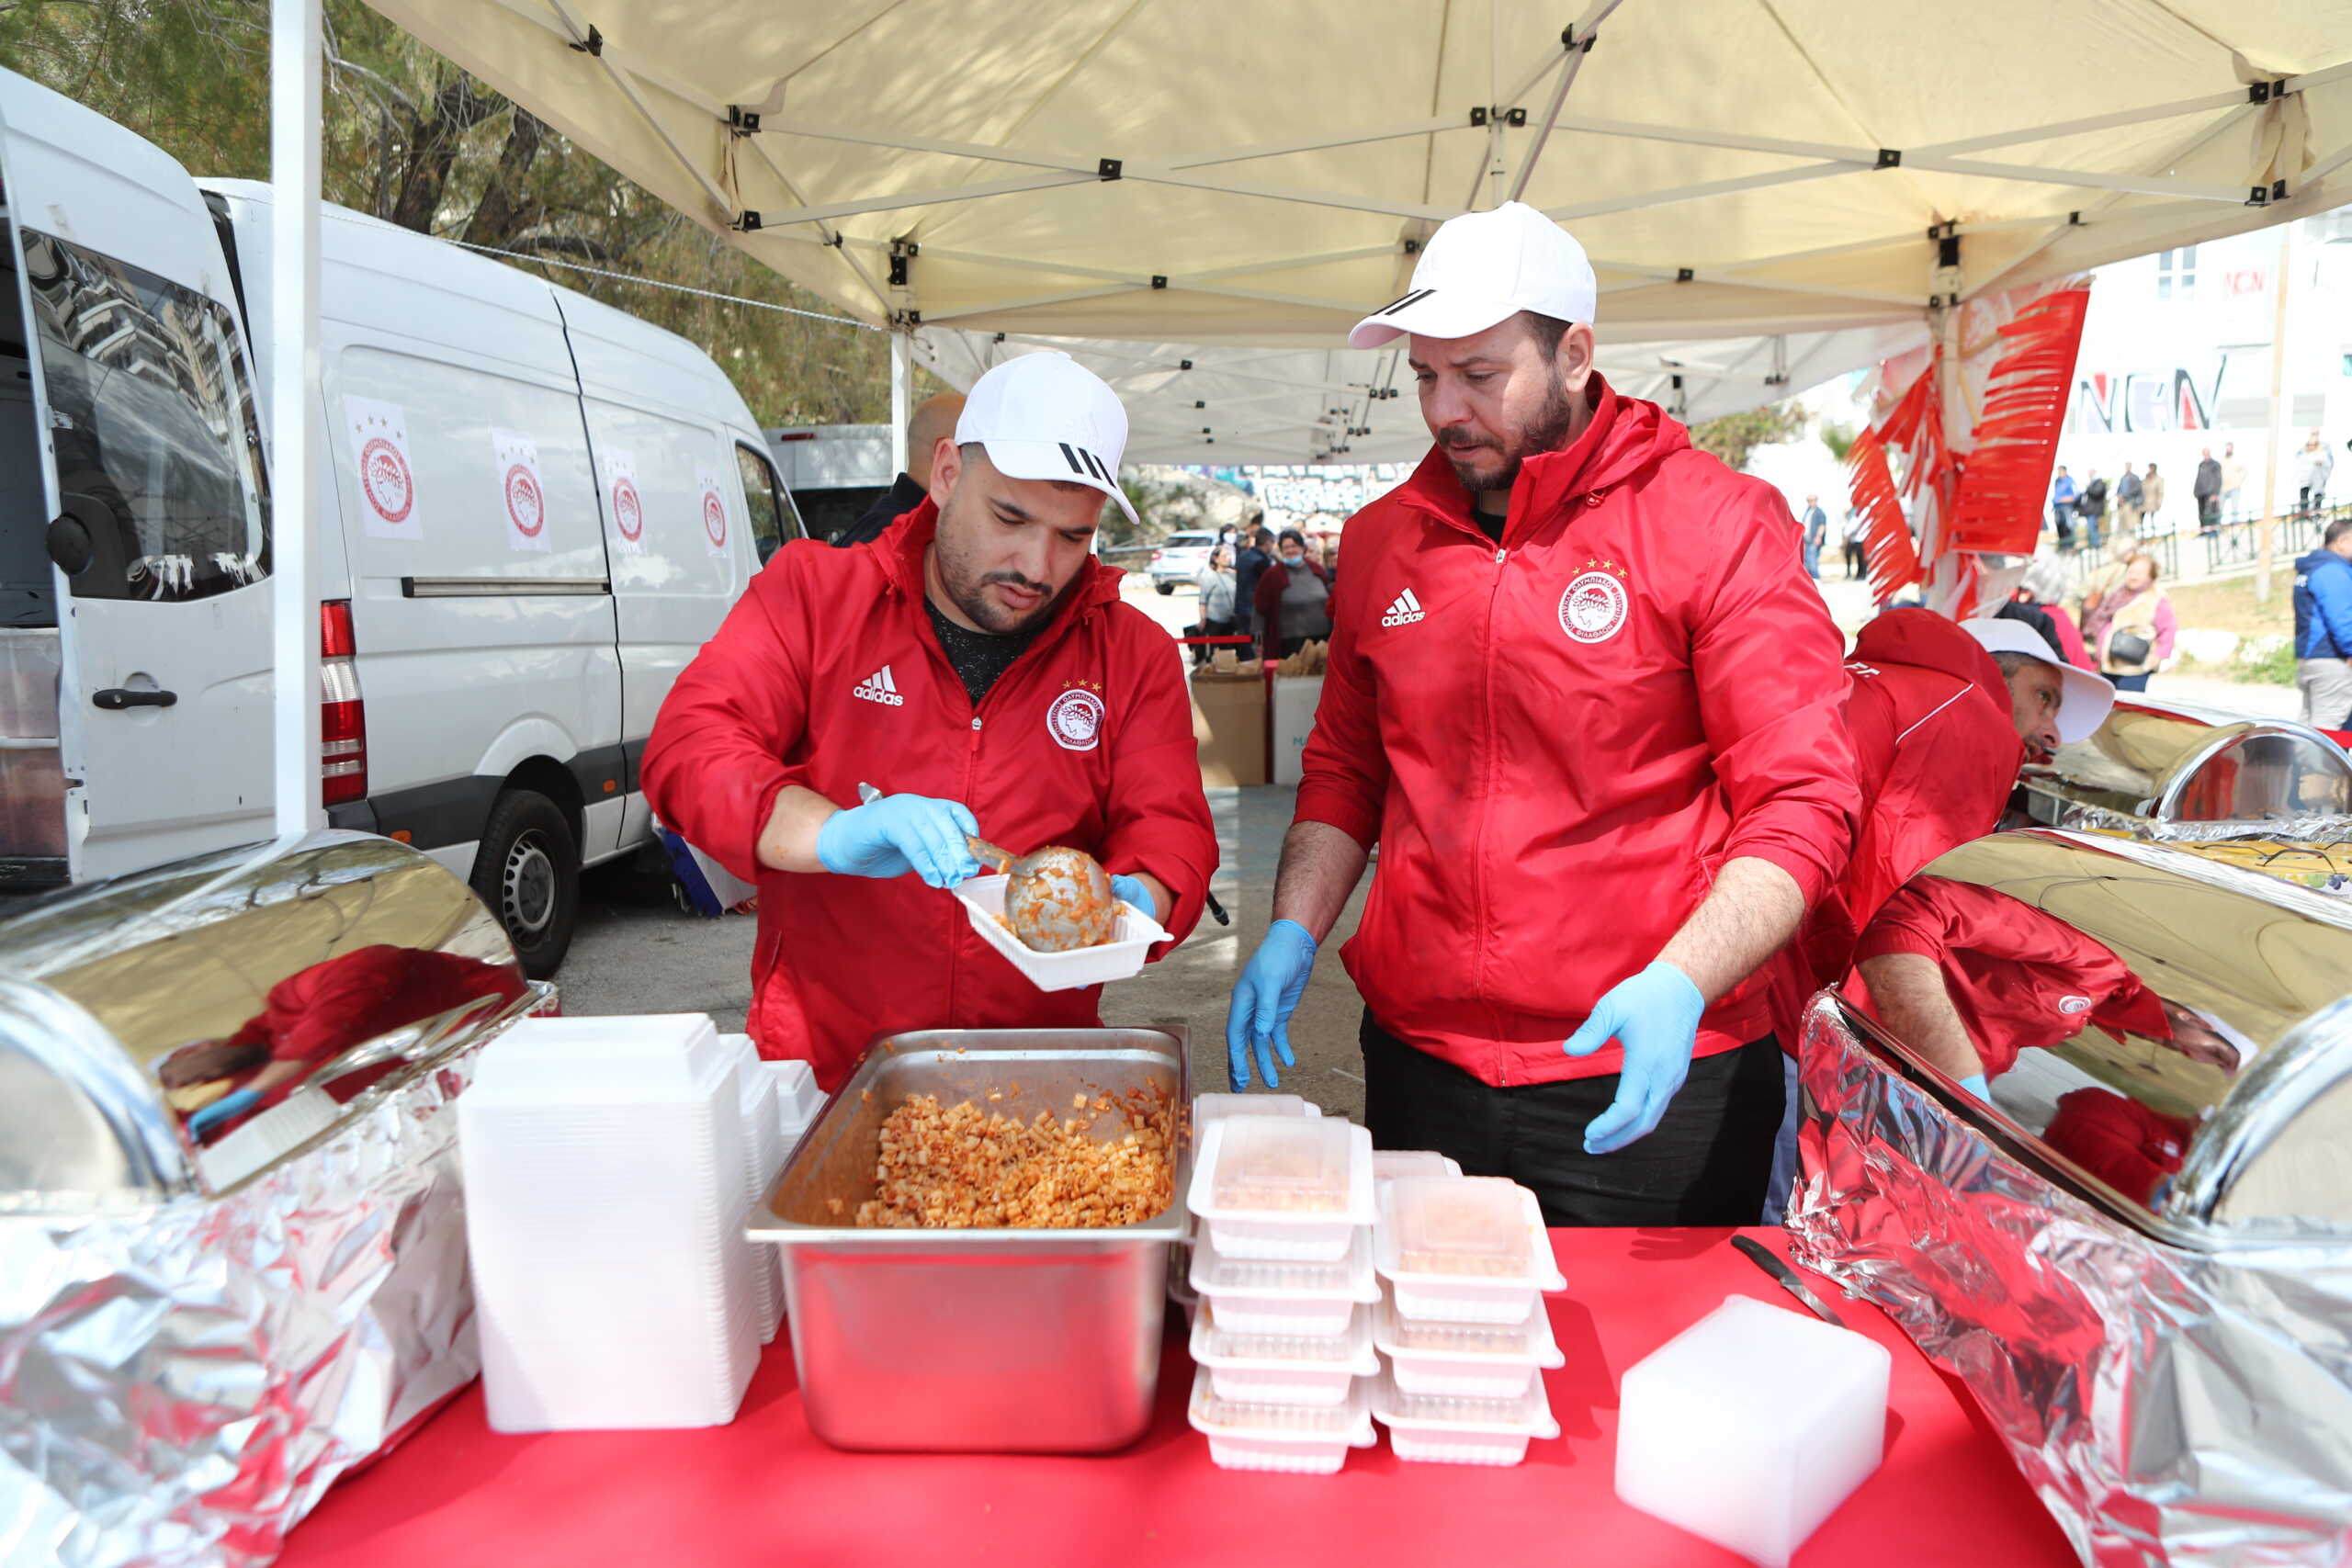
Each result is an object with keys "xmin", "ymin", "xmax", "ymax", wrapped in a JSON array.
[
  {"xmin": 22, "ymin": 231, "xmax": 270, "ymax": 603},
  {"xmin": 735, "ymin": 442, "xmax": 793, "ymax": 564}
]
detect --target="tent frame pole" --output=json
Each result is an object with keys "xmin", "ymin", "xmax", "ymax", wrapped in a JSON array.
[
  {"xmin": 889, "ymin": 333, "xmax": 911, "ymax": 478},
  {"xmin": 270, "ymin": 0, "xmax": 322, "ymax": 840}
]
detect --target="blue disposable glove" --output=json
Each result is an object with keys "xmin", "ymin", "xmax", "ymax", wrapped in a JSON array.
[
  {"xmin": 1109, "ymin": 874, "xmax": 1160, "ymax": 924},
  {"xmin": 1562, "ymin": 960, "xmax": 1707, "ymax": 1155},
  {"xmin": 1226, "ymin": 919, "xmax": 1317, "ymax": 1091},
  {"xmin": 1958, "ymin": 1073, "xmax": 1992, "ymax": 1103},
  {"xmin": 815, "ymin": 793, "xmax": 981, "ymax": 888},
  {"xmin": 188, "ymin": 1088, "xmax": 261, "ymax": 1138}
]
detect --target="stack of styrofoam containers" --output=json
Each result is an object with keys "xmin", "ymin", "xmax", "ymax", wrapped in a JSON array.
[
  {"xmin": 1172, "ymin": 1094, "xmax": 1321, "ymax": 1311},
  {"xmin": 763, "ymin": 1056, "xmax": 825, "ymax": 1154},
  {"xmin": 1184, "ymin": 1113, "xmax": 1380, "ymax": 1473},
  {"xmin": 1370, "ymin": 1175, "xmax": 1567, "ymax": 1465},
  {"xmin": 717, "ymin": 1035, "xmax": 786, "ymax": 1345},
  {"xmin": 458, "ymin": 1013, "xmax": 763, "ymax": 1431}
]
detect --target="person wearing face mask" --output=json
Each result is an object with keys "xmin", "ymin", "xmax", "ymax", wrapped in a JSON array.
[
  {"xmin": 1252, "ymin": 527, "xmax": 1335, "ymax": 658},
  {"xmin": 643, "ymin": 353, "xmax": 1216, "ymax": 1089},
  {"xmin": 1223, "ymin": 201, "xmax": 1861, "ymax": 1227}
]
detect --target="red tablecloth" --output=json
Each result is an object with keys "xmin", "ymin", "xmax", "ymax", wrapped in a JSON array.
[{"xmin": 280, "ymin": 1227, "xmax": 2073, "ymax": 1568}]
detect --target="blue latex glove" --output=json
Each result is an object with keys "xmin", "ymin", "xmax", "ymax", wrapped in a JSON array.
[
  {"xmin": 1226, "ymin": 919, "xmax": 1317, "ymax": 1090},
  {"xmin": 188, "ymin": 1088, "xmax": 261, "ymax": 1138},
  {"xmin": 1958, "ymin": 1073, "xmax": 1992, "ymax": 1103},
  {"xmin": 815, "ymin": 793, "xmax": 980, "ymax": 888},
  {"xmin": 1109, "ymin": 874, "xmax": 1160, "ymax": 924},
  {"xmin": 1562, "ymin": 960, "xmax": 1707, "ymax": 1155}
]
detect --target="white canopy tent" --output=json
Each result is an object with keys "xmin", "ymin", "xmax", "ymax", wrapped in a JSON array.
[
  {"xmin": 256, "ymin": 0, "xmax": 2352, "ymax": 826},
  {"xmin": 344, "ymin": 0, "xmax": 2352, "ymax": 465}
]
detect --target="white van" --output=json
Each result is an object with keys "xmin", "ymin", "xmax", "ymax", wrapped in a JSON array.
[{"xmin": 0, "ymin": 69, "xmax": 800, "ymax": 974}]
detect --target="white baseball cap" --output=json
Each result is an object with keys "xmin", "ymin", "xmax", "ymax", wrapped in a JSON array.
[
  {"xmin": 955, "ymin": 352, "xmax": 1137, "ymax": 523},
  {"xmin": 1961, "ymin": 617, "xmax": 2115, "ymax": 745},
  {"xmin": 1350, "ymin": 201, "xmax": 1598, "ymax": 350}
]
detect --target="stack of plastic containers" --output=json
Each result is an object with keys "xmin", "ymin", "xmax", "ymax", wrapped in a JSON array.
[
  {"xmin": 1184, "ymin": 1113, "xmax": 1380, "ymax": 1473},
  {"xmin": 1369, "ymin": 1174, "xmax": 1566, "ymax": 1465},
  {"xmin": 718, "ymin": 1034, "xmax": 786, "ymax": 1345},
  {"xmin": 1171, "ymin": 1094, "xmax": 1320, "ymax": 1310},
  {"xmin": 458, "ymin": 1013, "xmax": 763, "ymax": 1432}
]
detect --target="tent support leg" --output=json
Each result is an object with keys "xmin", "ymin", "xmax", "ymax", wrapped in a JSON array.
[
  {"xmin": 270, "ymin": 0, "xmax": 322, "ymax": 839},
  {"xmin": 890, "ymin": 333, "xmax": 911, "ymax": 478}
]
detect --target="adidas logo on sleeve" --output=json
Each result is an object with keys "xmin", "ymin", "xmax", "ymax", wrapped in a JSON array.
[
  {"xmin": 853, "ymin": 664, "xmax": 905, "ymax": 706},
  {"xmin": 1381, "ymin": 587, "xmax": 1427, "ymax": 627}
]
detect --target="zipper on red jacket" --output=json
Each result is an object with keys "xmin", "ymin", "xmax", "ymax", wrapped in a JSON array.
[{"xmin": 1475, "ymin": 536, "xmax": 1510, "ymax": 1083}]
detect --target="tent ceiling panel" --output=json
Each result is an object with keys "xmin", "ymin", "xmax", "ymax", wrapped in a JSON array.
[{"xmin": 364, "ymin": 0, "xmax": 2352, "ymax": 457}]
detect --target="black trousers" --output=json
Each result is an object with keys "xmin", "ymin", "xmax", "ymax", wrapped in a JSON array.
[
  {"xmin": 1842, "ymin": 541, "xmax": 1867, "ymax": 579},
  {"xmin": 1360, "ymin": 1013, "xmax": 1785, "ymax": 1228}
]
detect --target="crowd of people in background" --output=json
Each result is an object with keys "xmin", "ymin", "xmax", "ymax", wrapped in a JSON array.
[{"xmin": 2045, "ymin": 432, "xmax": 2341, "ymax": 552}]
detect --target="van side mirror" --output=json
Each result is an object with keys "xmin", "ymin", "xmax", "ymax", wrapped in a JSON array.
[{"xmin": 45, "ymin": 509, "xmax": 95, "ymax": 578}]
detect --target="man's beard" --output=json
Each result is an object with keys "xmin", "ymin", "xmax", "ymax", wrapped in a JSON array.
[
  {"xmin": 933, "ymin": 491, "xmax": 1067, "ymax": 635},
  {"xmin": 1441, "ymin": 369, "xmax": 1577, "ymax": 495}
]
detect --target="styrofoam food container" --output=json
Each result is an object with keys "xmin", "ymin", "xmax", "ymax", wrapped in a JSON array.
[
  {"xmin": 1371, "ymin": 1371, "xmax": 1560, "ymax": 1466},
  {"xmin": 1189, "ymin": 1116, "xmax": 1374, "ymax": 1262},
  {"xmin": 1374, "ymin": 1294, "xmax": 1564, "ymax": 1399},
  {"xmin": 1191, "ymin": 1299, "xmax": 1377, "ymax": 1406},
  {"xmin": 1375, "ymin": 1178, "xmax": 1565, "ymax": 1325},
  {"xmin": 1189, "ymin": 1226, "xmax": 1380, "ymax": 1337},
  {"xmin": 1188, "ymin": 1368, "xmax": 1376, "ymax": 1474},
  {"xmin": 952, "ymin": 873, "xmax": 1168, "ymax": 992}
]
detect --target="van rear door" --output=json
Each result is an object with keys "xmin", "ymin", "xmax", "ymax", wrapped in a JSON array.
[{"xmin": 0, "ymin": 71, "xmax": 275, "ymax": 881}]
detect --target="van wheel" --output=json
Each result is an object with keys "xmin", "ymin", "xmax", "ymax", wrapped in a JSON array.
[
  {"xmin": 1155, "ymin": 581, "xmax": 1175, "ymax": 595},
  {"xmin": 471, "ymin": 789, "xmax": 580, "ymax": 980}
]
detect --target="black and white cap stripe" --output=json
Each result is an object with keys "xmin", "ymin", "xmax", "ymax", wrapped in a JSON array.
[
  {"xmin": 1374, "ymin": 287, "xmax": 1437, "ymax": 318},
  {"xmin": 1059, "ymin": 442, "xmax": 1114, "ymax": 485}
]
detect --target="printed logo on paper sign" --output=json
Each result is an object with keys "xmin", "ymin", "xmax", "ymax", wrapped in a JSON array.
[
  {"xmin": 503, "ymin": 465, "xmax": 545, "ymax": 538},
  {"xmin": 703, "ymin": 488, "xmax": 728, "ymax": 548},
  {"xmin": 361, "ymin": 437, "xmax": 413, "ymax": 525},
  {"xmin": 854, "ymin": 665, "xmax": 904, "ymax": 707},
  {"xmin": 1381, "ymin": 587, "xmax": 1426, "ymax": 627},
  {"xmin": 1046, "ymin": 684, "xmax": 1106, "ymax": 752},
  {"xmin": 1558, "ymin": 560, "xmax": 1631, "ymax": 645}
]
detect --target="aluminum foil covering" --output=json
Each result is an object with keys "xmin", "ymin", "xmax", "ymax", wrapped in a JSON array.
[
  {"xmin": 2048, "ymin": 803, "xmax": 2352, "ymax": 851},
  {"xmin": 1787, "ymin": 995, "xmax": 2352, "ymax": 1567},
  {"xmin": 2, "ymin": 1030, "xmax": 492, "ymax": 1568}
]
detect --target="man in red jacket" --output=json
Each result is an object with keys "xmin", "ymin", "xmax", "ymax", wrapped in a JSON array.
[
  {"xmin": 644, "ymin": 353, "xmax": 1216, "ymax": 1089},
  {"xmin": 1225, "ymin": 201, "xmax": 1863, "ymax": 1225}
]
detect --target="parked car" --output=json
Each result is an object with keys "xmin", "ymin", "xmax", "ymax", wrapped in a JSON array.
[
  {"xmin": 1147, "ymin": 530, "xmax": 1221, "ymax": 594},
  {"xmin": 0, "ymin": 67, "xmax": 801, "ymax": 975}
]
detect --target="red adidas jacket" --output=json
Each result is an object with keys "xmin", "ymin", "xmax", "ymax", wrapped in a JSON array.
[
  {"xmin": 1850, "ymin": 877, "xmax": 2166, "ymax": 1077},
  {"xmin": 1296, "ymin": 378, "xmax": 1861, "ymax": 1086},
  {"xmin": 1767, "ymin": 610, "xmax": 2024, "ymax": 1040},
  {"xmin": 642, "ymin": 502, "xmax": 1216, "ymax": 1089}
]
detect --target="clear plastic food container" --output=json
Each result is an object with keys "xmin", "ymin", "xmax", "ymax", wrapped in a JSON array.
[
  {"xmin": 1190, "ymin": 1299, "xmax": 1377, "ymax": 1406},
  {"xmin": 1188, "ymin": 1368, "xmax": 1376, "ymax": 1474},
  {"xmin": 1370, "ymin": 1371, "xmax": 1561, "ymax": 1466},
  {"xmin": 1374, "ymin": 1294, "xmax": 1564, "ymax": 1400},
  {"xmin": 1191, "ymin": 1091, "xmax": 1320, "ymax": 1126},
  {"xmin": 1374, "ymin": 1177, "xmax": 1564, "ymax": 1325},
  {"xmin": 1372, "ymin": 1149, "xmax": 1461, "ymax": 1188},
  {"xmin": 1188, "ymin": 1115, "xmax": 1374, "ymax": 1262},
  {"xmin": 1188, "ymin": 1226, "xmax": 1381, "ymax": 1337}
]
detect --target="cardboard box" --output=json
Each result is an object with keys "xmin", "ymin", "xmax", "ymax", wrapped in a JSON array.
[
  {"xmin": 1271, "ymin": 675, "xmax": 1325, "ymax": 786},
  {"xmin": 1191, "ymin": 670, "xmax": 1268, "ymax": 788}
]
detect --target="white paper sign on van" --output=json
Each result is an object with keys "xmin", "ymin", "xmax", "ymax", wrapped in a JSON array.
[
  {"xmin": 345, "ymin": 395, "xmax": 423, "ymax": 542},
  {"xmin": 491, "ymin": 428, "xmax": 549, "ymax": 554},
  {"xmin": 695, "ymin": 466, "xmax": 729, "ymax": 559},
  {"xmin": 602, "ymin": 448, "xmax": 645, "ymax": 556}
]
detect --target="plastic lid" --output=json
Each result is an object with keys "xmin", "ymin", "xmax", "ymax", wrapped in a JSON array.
[
  {"xmin": 1387, "ymin": 1177, "xmax": 1536, "ymax": 1277},
  {"xmin": 1193, "ymin": 1092, "xmax": 1319, "ymax": 1125},
  {"xmin": 1193, "ymin": 1301, "xmax": 1377, "ymax": 1371},
  {"xmin": 1370, "ymin": 1371, "xmax": 1560, "ymax": 1437},
  {"xmin": 1372, "ymin": 1150, "xmax": 1460, "ymax": 1184},
  {"xmin": 1187, "ymin": 1367, "xmax": 1374, "ymax": 1439},
  {"xmin": 1189, "ymin": 1226, "xmax": 1380, "ymax": 1302},
  {"xmin": 1374, "ymin": 1295, "xmax": 1564, "ymax": 1364},
  {"xmin": 1212, "ymin": 1114, "xmax": 1355, "ymax": 1213}
]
